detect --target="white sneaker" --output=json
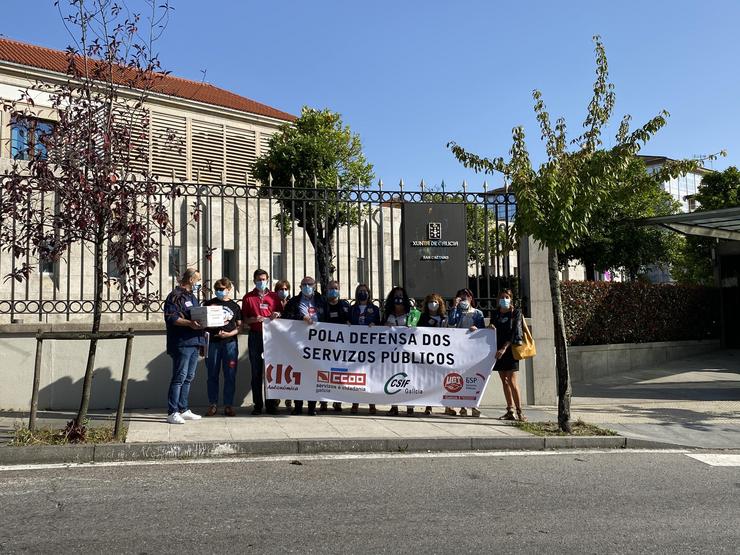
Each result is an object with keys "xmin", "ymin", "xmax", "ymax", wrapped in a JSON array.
[
  {"xmin": 180, "ymin": 410, "xmax": 202, "ymax": 421},
  {"xmin": 167, "ymin": 412, "xmax": 186, "ymax": 425}
]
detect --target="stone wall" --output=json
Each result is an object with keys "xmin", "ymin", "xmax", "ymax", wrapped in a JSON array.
[{"xmin": 568, "ymin": 339, "xmax": 721, "ymax": 383}]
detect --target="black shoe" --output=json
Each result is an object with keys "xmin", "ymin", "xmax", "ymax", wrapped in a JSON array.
[
  {"xmin": 319, "ymin": 402, "xmax": 328, "ymax": 412},
  {"xmin": 251, "ymin": 407, "xmax": 263, "ymax": 416},
  {"xmin": 332, "ymin": 402, "xmax": 343, "ymax": 412},
  {"xmin": 307, "ymin": 409, "xmax": 318, "ymax": 416},
  {"xmin": 291, "ymin": 407, "xmax": 303, "ymax": 415},
  {"xmin": 406, "ymin": 407, "xmax": 415, "ymax": 417}
]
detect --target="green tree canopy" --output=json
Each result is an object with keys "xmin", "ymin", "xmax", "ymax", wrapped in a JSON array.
[
  {"xmin": 672, "ymin": 166, "xmax": 739, "ymax": 284},
  {"xmin": 252, "ymin": 107, "xmax": 374, "ymax": 290},
  {"xmin": 694, "ymin": 166, "xmax": 740, "ymax": 210},
  {"xmin": 448, "ymin": 36, "xmax": 698, "ymax": 431},
  {"xmin": 562, "ymin": 157, "xmax": 682, "ymax": 280}
]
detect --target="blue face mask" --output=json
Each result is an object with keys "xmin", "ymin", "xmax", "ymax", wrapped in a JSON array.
[
  {"xmin": 459, "ymin": 300, "xmax": 470, "ymax": 311},
  {"xmin": 278, "ymin": 289, "xmax": 290, "ymax": 300},
  {"xmin": 215, "ymin": 290, "xmax": 227, "ymax": 300},
  {"xmin": 499, "ymin": 298, "xmax": 511, "ymax": 309},
  {"xmin": 255, "ymin": 280, "xmax": 268, "ymax": 291},
  {"xmin": 302, "ymin": 284, "xmax": 314, "ymax": 296},
  {"xmin": 327, "ymin": 289, "xmax": 340, "ymax": 299},
  {"xmin": 193, "ymin": 282, "xmax": 202, "ymax": 294}
]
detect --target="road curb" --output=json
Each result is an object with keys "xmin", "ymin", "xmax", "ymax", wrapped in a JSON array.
[{"xmin": 0, "ymin": 434, "xmax": 688, "ymax": 466}]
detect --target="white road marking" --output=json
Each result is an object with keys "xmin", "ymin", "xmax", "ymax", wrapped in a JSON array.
[
  {"xmin": 0, "ymin": 448, "xmax": 689, "ymax": 473},
  {"xmin": 686, "ymin": 454, "xmax": 740, "ymax": 467}
]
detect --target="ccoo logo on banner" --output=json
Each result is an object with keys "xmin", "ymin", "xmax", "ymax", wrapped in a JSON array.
[{"xmin": 262, "ymin": 320, "xmax": 497, "ymax": 408}]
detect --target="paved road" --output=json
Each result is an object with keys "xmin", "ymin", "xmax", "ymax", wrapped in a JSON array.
[{"xmin": 0, "ymin": 450, "xmax": 738, "ymax": 553}]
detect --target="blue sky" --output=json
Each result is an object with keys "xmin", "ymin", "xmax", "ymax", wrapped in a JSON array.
[{"xmin": 5, "ymin": 1, "xmax": 739, "ymax": 190}]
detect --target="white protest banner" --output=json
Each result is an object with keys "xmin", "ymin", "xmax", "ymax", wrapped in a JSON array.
[{"xmin": 263, "ymin": 320, "xmax": 497, "ymax": 407}]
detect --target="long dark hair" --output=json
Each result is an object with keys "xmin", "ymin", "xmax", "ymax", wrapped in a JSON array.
[{"xmin": 383, "ymin": 286, "xmax": 411, "ymax": 321}]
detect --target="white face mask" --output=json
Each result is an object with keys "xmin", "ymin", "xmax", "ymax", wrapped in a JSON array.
[{"xmin": 428, "ymin": 301, "xmax": 439, "ymax": 312}]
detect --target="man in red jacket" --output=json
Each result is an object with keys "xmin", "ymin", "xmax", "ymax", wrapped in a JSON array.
[{"xmin": 241, "ymin": 269, "xmax": 281, "ymax": 415}]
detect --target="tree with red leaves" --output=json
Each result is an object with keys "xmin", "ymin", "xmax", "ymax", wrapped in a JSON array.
[{"xmin": 0, "ymin": 0, "xmax": 175, "ymax": 432}]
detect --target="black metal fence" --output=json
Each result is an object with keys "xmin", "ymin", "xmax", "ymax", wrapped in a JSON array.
[{"xmin": 0, "ymin": 181, "xmax": 518, "ymax": 322}]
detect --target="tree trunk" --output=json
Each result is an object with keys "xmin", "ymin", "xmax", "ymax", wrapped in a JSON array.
[
  {"xmin": 76, "ymin": 232, "xmax": 105, "ymax": 426},
  {"xmin": 547, "ymin": 247, "xmax": 572, "ymax": 432},
  {"xmin": 314, "ymin": 236, "xmax": 334, "ymax": 293}
]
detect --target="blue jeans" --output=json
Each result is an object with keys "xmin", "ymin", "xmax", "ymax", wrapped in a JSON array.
[
  {"xmin": 168, "ymin": 346, "xmax": 200, "ymax": 415},
  {"xmin": 206, "ymin": 340, "xmax": 238, "ymax": 406}
]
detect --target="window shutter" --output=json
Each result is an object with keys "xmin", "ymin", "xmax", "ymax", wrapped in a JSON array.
[
  {"xmin": 151, "ymin": 111, "xmax": 186, "ymax": 180},
  {"xmin": 192, "ymin": 120, "xmax": 225, "ymax": 184},
  {"xmin": 225, "ymin": 126, "xmax": 256, "ymax": 184}
]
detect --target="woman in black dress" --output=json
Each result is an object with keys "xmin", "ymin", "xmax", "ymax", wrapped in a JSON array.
[{"xmin": 489, "ymin": 289, "xmax": 526, "ymax": 422}]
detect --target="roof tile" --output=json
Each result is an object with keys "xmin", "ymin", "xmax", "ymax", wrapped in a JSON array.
[{"xmin": 0, "ymin": 37, "xmax": 296, "ymax": 122}]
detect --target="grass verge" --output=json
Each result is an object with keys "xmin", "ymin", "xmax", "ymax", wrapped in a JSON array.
[
  {"xmin": 10, "ymin": 423, "xmax": 126, "ymax": 446},
  {"xmin": 515, "ymin": 419, "xmax": 618, "ymax": 437}
]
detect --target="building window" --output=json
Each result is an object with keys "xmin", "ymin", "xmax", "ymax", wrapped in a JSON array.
[
  {"xmin": 39, "ymin": 258, "xmax": 54, "ymax": 276},
  {"xmin": 11, "ymin": 118, "xmax": 55, "ymax": 161},
  {"xmin": 223, "ymin": 249, "xmax": 236, "ymax": 281},
  {"xmin": 392, "ymin": 259, "xmax": 401, "ymax": 287},
  {"xmin": 169, "ymin": 246, "xmax": 182, "ymax": 278},
  {"xmin": 357, "ymin": 257, "xmax": 368, "ymax": 285},
  {"xmin": 272, "ymin": 251, "xmax": 283, "ymax": 280}
]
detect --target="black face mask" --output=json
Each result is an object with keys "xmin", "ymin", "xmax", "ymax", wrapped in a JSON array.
[
  {"xmin": 394, "ymin": 297, "xmax": 404, "ymax": 305},
  {"xmin": 357, "ymin": 291, "xmax": 369, "ymax": 301}
]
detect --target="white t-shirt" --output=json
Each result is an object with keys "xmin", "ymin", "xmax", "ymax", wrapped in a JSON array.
[{"xmin": 386, "ymin": 313, "xmax": 408, "ymax": 326}]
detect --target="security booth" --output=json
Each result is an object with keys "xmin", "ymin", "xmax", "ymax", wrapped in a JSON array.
[{"xmin": 645, "ymin": 207, "xmax": 740, "ymax": 348}]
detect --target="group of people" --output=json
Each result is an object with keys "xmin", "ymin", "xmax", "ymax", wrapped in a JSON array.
[{"xmin": 163, "ymin": 267, "xmax": 527, "ymax": 425}]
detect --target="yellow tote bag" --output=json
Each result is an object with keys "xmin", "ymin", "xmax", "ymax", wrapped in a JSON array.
[{"xmin": 512, "ymin": 315, "xmax": 536, "ymax": 360}]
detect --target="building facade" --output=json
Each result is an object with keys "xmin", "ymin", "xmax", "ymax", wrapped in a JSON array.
[{"xmin": 0, "ymin": 37, "xmax": 408, "ymax": 324}]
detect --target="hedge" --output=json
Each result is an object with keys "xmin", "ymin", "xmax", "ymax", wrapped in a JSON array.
[{"xmin": 561, "ymin": 281, "xmax": 720, "ymax": 346}]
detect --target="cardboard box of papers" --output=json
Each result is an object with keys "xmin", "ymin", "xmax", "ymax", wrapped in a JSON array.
[{"xmin": 190, "ymin": 305, "xmax": 226, "ymax": 328}]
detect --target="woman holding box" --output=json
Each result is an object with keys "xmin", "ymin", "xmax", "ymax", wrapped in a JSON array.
[{"xmin": 203, "ymin": 278, "xmax": 242, "ymax": 417}]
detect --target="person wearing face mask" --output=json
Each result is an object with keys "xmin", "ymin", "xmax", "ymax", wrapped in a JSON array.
[
  {"xmin": 273, "ymin": 280, "xmax": 292, "ymax": 409},
  {"xmin": 382, "ymin": 286, "xmax": 416, "ymax": 416},
  {"xmin": 241, "ymin": 269, "xmax": 281, "ymax": 415},
  {"xmin": 274, "ymin": 280, "xmax": 291, "ymax": 310},
  {"xmin": 418, "ymin": 293, "xmax": 448, "ymax": 416},
  {"xmin": 283, "ymin": 276, "xmax": 328, "ymax": 415},
  {"xmin": 203, "ymin": 278, "xmax": 242, "ymax": 417},
  {"xmin": 490, "ymin": 289, "xmax": 526, "ymax": 422},
  {"xmin": 163, "ymin": 268, "xmax": 205, "ymax": 425},
  {"xmin": 447, "ymin": 288, "xmax": 485, "ymax": 417},
  {"xmin": 320, "ymin": 280, "xmax": 351, "ymax": 412},
  {"xmin": 349, "ymin": 284, "xmax": 380, "ymax": 414}
]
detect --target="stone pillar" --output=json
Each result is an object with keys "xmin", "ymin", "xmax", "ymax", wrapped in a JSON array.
[{"xmin": 518, "ymin": 236, "xmax": 557, "ymax": 405}]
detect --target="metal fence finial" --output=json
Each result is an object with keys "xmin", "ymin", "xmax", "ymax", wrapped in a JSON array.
[
  {"xmin": 399, "ymin": 178, "xmax": 404, "ymax": 192},
  {"xmin": 462, "ymin": 180, "xmax": 467, "ymax": 193},
  {"xmin": 441, "ymin": 179, "xmax": 446, "ymax": 193},
  {"xmin": 483, "ymin": 180, "xmax": 488, "ymax": 193},
  {"xmin": 289, "ymin": 174, "xmax": 295, "ymax": 187},
  {"xmin": 420, "ymin": 178, "xmax": 425, "ymax": 192},
  {"xmin": 378, "ymin": 179, "xmax": 383, "ymax": 190}
]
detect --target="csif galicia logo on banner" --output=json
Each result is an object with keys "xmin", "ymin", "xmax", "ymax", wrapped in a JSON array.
[{"xmin": 384, "ymin": 372, "xmax": 423, "ymax": 395}]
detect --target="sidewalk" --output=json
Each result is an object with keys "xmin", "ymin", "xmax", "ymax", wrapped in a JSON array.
[
  {"xmin": 2, "ymin": 349, "xmax": 736, "ymax": 463},
  {"xmin": 529, "ymin": 349, "xmax": 740, "ymax": 449}
]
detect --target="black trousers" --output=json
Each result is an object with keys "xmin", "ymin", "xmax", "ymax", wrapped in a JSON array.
[{"xmin": 247, "ymin": 330, "xmax": 277, "ymax": 411}]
